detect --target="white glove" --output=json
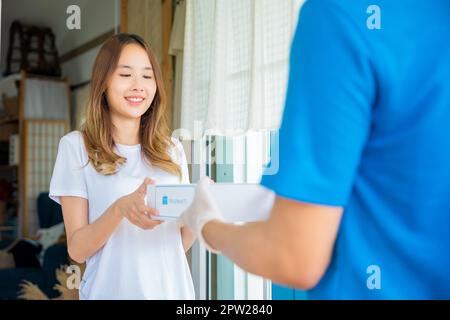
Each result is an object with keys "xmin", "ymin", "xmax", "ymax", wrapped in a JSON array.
[{"xmin": 179, "ymin": 176, "xmax": 224, "ymax": 253}]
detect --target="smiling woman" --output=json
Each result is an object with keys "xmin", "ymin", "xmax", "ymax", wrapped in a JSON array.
[
  {"xmin": 82, "ymin": 34, "xmax": 180, "ymax": 177},
  {"xmin": 109, "ymin": 51, "xmax": 156, "ymax": 116},
  {"xmin": 48, "ymin": 34, "xmax": 196, "ymax": 300}
]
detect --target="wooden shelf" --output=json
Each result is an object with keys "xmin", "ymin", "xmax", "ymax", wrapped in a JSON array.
[
  {"xmin": 1, "ymin": 71, "xmax": 70, "ymax": 237},
  {"xmin": 0, "ymin": 198, "xmax": 18, "ymax": 204},
  {"xmin": 0, "ymin": 117, "xmax": 19, "ymax": 125},
  {"xmin": 0, "ymin": 165, "xmax": 18, "ymax": 171},
  {"xmin": 0, "ymin": 226, "xmax": 15, "ymax": 232}
]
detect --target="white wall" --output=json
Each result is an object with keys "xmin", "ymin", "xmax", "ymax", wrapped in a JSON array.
[{"xmin": 0, "ymin": 0, "xmax": 118, "ymax": 84}]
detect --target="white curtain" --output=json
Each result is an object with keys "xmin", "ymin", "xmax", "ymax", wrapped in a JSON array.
[
  {"xmin": 25, "ymin": 78, "xmax": 70, "ymax": 120},
  {"xmin": 180, "ymin": 0, "xmax": 302, "ymax": 138}
]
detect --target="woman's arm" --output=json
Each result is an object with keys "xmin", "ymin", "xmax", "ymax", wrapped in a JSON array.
[
  {"xmin": 60, "ymin": 196, "xmax": 122, "ymax": 264},
  {"xmin": 61, "ymin": 178, "xmax": 161, "ymax": 264}
]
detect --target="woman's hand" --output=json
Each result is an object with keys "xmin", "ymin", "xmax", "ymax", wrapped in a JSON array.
[{"xmin": 114, "ymin": 178, "xmax": 163, "ymax": 230}]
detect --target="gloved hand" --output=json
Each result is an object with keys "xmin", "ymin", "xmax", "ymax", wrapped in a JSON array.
[{"xmin": 179, "ymin": 176, "xmax": 224, "ymax": 253}]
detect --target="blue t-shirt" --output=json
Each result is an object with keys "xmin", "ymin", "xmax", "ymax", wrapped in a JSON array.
[{"xmin": 261, "ymin": 0, "xmax": 450, "ymax": 299}]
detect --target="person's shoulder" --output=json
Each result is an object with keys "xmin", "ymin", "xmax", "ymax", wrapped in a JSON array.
[
  {"xmin": 301, "ymin": 0, "xmax": 337, "ymax": 11},
  {"xmin": 301, "ymin": 0, "xmax": 368, "ymax": 21},
  {"xmin": 59, "ymin": 131, "xmax": 87, "ymax": 158},
  {"xmin": 299, "ymin": 0, "xmax": 373, "ymax": 47},
  {"xmin": 61, "ymin": 130, "xmax": 83, "ymax": 145},
  {"xmin": 303, "ymin": 0, "xmax": 357, "ymax": 9}
]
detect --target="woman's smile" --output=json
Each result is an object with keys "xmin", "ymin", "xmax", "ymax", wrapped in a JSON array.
[{"xmin": 125, "ymin": 95, "xmax": 146, "ymax": 106}]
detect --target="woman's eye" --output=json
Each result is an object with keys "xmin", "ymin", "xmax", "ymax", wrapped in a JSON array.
[
  {"xmin": 119, "ymin": 74, "xmax": 131, "ymax": 77},
  {"xmin": 143, "ymin": 75, "xmax": 152, "ymax": 79}
]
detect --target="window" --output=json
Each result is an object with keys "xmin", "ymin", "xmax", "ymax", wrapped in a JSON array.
[
  {"xmin": 186, "ymin": 130, "xmax": 275, "ymax": 299},
  {"xmin": 179, "ymin": 0, "xmax": 304, "ymax": 300}
]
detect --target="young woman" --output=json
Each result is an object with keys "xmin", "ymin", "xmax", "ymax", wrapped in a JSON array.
[{"xmin": 49, "ymin": 34, "xmax": 195, "ymax": 299}]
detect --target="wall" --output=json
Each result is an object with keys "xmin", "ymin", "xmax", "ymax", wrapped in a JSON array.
[
  {"xmin": 127, "ymin": 0, "xmax": 163, "ymax": 66},
  {"xmin": 0, "ymin": 0, "xmax": 118, "ymax": 85},
  {"xmin": 126, "ymin": 0, "xmax": 174, "ymax": 129}
]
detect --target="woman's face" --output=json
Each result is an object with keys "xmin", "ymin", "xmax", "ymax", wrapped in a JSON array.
[{"xmin": 106, "ymin": 44, "xmax": 157, "ymax": 121}]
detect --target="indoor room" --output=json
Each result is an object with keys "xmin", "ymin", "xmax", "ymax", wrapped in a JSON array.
[
  {"xmin": 0, "ymin": 0, "xmax": 448, "ymax": 306},
  {"xmin": 0, "ymin": 0, "xmax": 303, "ymax": 300}
]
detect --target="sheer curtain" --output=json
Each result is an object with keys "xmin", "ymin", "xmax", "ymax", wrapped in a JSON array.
[
  {"xmin": 180, "ymin": 0, "xmax": 302, "ymax": 137},
  {"xmin": 24, "ymin": 79, "xmax": 70, "ymax": 119},
  {"xmin": 180, "ymin": 0, "xmax": 304, "ymax": 300}
]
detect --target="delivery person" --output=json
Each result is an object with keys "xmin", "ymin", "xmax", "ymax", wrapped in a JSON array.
[{"xmin": 181, "ymin": 0, "xmax": 450, "ymax": 299}]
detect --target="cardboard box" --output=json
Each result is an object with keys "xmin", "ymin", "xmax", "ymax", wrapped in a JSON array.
[{"xmin": 147, "ymin": 183, "xmax": 275, "ymax": 222}]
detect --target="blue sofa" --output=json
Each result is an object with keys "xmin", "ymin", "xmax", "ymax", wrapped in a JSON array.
[{"xmin": 0, "ymin": 192, "xmax": 69, "ymax": 299}]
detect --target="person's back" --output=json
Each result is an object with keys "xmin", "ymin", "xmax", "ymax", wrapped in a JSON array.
[{"xmin": 262, "ymin": 0, "xmax": 450, "ymax": 299}]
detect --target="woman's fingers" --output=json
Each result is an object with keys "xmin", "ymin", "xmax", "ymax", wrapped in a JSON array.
[
  {"xmin": 130, "ymin": 208, "xmax": 163, "ymax": 230},
  {"xmin": 139, "ymin": 214, "xmax": 163, "ymax": 229},
  {"xmin": 146, "ymin": 207, "xmax": 159, "ymax": 217},
  {"xmin": 127, "ymin": 215, "xmax": 143, "ymax": 228},
  {"xmin": 122, "ymin": 187, "xmax": 161, "ymax": 229},
  {"xmin": 136, "ymin": 177, "xmax": 155, "ymax": 196},
  {"xmin": 145, "ymin": 219, "xmax": 163, "ymax": 229},
  {"xmin": 136, "ymin": 204, "xmax": 159, "ymax": 216},
  {"xmin": 129, "ymin": 211, "xmax": 149, "ymax": 229}
]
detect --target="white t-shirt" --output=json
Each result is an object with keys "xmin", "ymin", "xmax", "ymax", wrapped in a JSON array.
[{"xmin": 49, "ymin": 131, "xmax": 195, "ymax": 300}]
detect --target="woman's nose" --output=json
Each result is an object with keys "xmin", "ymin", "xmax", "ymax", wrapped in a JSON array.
[
  {"xmin": 131, "ymin": 86, "xmax": 144, "ymax": 92},
  {"xmin": 130, "ymin": 76, "xmax": 145, "ymax": 92}
]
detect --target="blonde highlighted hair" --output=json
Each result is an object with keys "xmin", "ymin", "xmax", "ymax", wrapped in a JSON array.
[{"xmin": 80, "ymin": 33, "xmax": 181, "ymax": 179}]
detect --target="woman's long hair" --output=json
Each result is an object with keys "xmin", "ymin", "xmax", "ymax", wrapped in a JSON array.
[{"xmin": 80, "ymin": 33, "xmax": 181, "ymax": 179}]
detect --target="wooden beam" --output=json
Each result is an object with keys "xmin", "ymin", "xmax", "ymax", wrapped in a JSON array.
[
  {"xmin": 120, "ymin": 0, "xmax": 128, "ymax": 33},
  {"xmin": 18, "ymin": 71, "xmax": 27, "ymax": 236},
  {"xmin": 59, "ymin": 29, "xmax": 115, "ymax": 63},
  {"xmin": 162, "ymin": 0, "xmax": 174, "ymax": 130}
]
